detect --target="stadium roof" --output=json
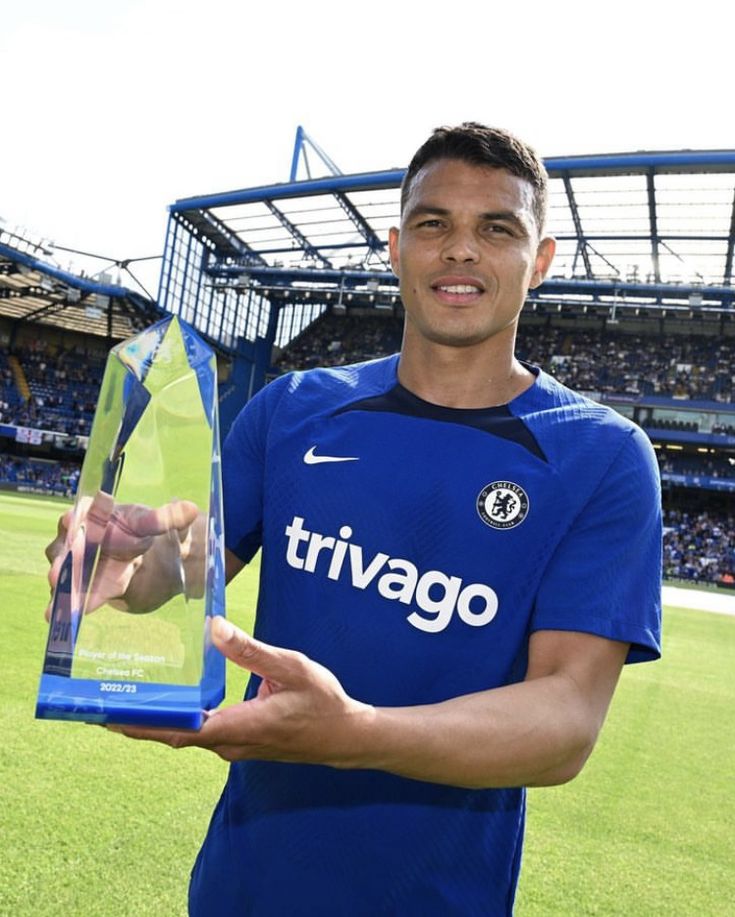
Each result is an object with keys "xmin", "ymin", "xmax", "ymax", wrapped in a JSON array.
[
  {"xmin": 4, "ymin": 132, "xmax": 735, "ymax": 356},
  {"xmin": 0, "ymin": 230, "xmax": 161, "ymax": 340},
  {"xmin": 167, "ymin": 141, "xmax": 735, "ymax": 319}
]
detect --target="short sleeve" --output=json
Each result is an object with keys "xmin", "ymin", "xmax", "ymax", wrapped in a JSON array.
[
  {"xmin": 222, "ymin": 376, "xmax": 290, "ymax": 563},
  {"xmin": 531, "ymin": 425, "xmax": 662, "ymax": 663}
]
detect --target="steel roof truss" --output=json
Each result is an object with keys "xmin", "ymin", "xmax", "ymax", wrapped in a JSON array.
[
  {"xmin": 646, "ymin": 170, "xmax": 661, "ymax": 282},
  {"xmin": 658, "ymin": 240, "xmax": 706, "ymax": 283},
  {"xmin": 183, "ymin": 210, "xmax": 268, "ymax": 267},
  {"xmin": 584, "ymin": 244, "xmax": 623, "ymax": 278},
  {"xmin": 15, "ymin": 299, "xmax": 71, "ymax": 325},
  {"xmin": 333, "ymin": 192, "xmax": 387, "ymax": 263},
  {"xmin": 724, "ymin": 185, "xmax": 735, "ymax": 285},
  {"xmin": 562, "ymin": 175, "xmax": 592, "ymax": 278},
  {"xmin": 263, "ymin": 200, "xmax": 333, "ymax": 269}
]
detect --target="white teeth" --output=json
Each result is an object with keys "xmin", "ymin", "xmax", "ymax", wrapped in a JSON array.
[{"xmin": 438, "ymin": 284, "xmax": 481, "ymax": 294}]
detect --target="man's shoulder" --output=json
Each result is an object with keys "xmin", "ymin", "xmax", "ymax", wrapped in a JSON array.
[
  {"xmin": 523, "ymin": 367, "xmax": 638, "ymax": 433},
  {"xmin": 518, "ymin": 367, "xmax": 654, "ymax": 472},
  {"xmin": 269, "ymin": 355, "xmax": 400, "ymax": 409},
  {"xmin": 229, "ymin": 356, "xmax": 399, "ymax": 446}
]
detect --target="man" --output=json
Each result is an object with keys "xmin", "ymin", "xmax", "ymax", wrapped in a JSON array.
[{"xmin": 48, "ymin": 123, "xmax": 662, "ymax": 915}]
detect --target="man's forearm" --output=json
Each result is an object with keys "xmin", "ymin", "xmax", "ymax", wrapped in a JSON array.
[{"xmin": 330, "ymin": 672, "xmax": 598, "ymax": 789}]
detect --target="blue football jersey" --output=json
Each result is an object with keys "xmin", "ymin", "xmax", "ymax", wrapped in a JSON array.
[{"xmin": 189, "ymin": 355, "xmax": 662, "ymax": 916}]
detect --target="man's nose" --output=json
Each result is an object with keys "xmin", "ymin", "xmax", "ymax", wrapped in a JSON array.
[{"xmin": 441, "ymin": 227, "xmax": 480, "ymax": 262}]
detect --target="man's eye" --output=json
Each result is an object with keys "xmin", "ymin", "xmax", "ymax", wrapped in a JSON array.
[
  {"xmin": 485, "ymin": 224, "xmax": 513, "ymax": 236},
  {"xmin": 416, "ymin": 219, "xmax": 443, "ymax": 228}
]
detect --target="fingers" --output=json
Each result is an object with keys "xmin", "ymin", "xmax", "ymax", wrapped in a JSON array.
[
  {"xmin": 44, "ymin": 508, "xmax": 74, "ymax": 564},
  {"xmin": 168, "ymin": 500, "xmax": 201, "ymax": 533},
  {"xmin": 134, "ymin": 500, "xmax": 200, "ymax": 538},
  {"xmin": 104, "ymin": 623, "xmax": 327, "ymax": 759},
  {"xmin": 86, "ymin": 555, "xmax": 142, "ymax": 613},
  {"xmin": 107, "ymin": 712, "xmax": 263, "ymax": 757},
  {"xmin": 47, "ymin": 552, "xmax": 65, "ymax": 591},
  {"xmin": 91, "ymin": 498, "xmax": 199, "ymax": 561},
  {"xmin": 107, "ymin": 724, "xmax": 200, "ymax": 747},
  {"xmin": 47, "ymin": 495, "xmax": 199, "ymax": 559},
  {"xmin": 98, "ymin": 501, "xmax": 200, "ymax": 560},
  {"xmin": 108, "ymin": 707, "xmax": 258, "ymax": 748},
  {"xmin": 211, "ymin": 617, "xmax": 309, "ymax": 685},
  {"xmin": 85, "ymin": 491, "xmax": 115, "ymax": 542}
]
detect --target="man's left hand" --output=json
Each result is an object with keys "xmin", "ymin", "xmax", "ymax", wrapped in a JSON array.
[{"xmin": 110, "ymin": 617, "xmax": 374, "ymax": 766}]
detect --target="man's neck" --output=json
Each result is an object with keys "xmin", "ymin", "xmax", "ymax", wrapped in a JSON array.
[{"xmin": 397, "ymin": 337, "xmax": 535, "ymax": 409}]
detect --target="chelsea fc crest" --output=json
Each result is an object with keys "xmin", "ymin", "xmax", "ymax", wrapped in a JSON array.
[{"xmin": 477, "ymin": 481, "xmax": 529, "ymax": 530}]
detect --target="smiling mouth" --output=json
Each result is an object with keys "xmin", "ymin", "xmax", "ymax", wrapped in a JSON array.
[
  {"xmin": 434, "ymin": 283, "xmax": 483, "ymax": 294},
  {"xmin": 431, "ymin": 281, "xmax": 485, "ymax": 304}
]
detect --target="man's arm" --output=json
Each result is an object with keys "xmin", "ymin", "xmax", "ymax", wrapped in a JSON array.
[
  {"xmin": 113, "ymin": 618, "xmax": 628, "ymax": 789},
  {"xmin": 351, "ymin": 628, "xmax": 628, "ymax": 788}
]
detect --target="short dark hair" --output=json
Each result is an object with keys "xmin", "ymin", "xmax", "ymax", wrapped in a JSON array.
[{"xmin": 400, "ymin": 122, "xmax": 548, "ymax": 233}]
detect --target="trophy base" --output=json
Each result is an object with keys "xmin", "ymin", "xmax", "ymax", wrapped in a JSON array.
[{"xmin": 35, "ymin": 674, "xmax": 225, "ymax": 730}]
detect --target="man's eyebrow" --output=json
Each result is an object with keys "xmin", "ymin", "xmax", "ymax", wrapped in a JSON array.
[
  {"xmin": 405, "ymin": 204, "xmax": 530, "ymax": 231},
  {"xmin": 404, "ymin": 204, "xmax": 451, "ymax": 219},
  {"xmin": 479, "ymin": 210, "xmax": 527, "ymax": 227}
]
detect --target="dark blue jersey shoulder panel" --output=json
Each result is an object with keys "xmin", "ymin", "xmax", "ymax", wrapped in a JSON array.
[{"xmin": 332, "ymin": 382, "xmax": 548, "ymax": 462}]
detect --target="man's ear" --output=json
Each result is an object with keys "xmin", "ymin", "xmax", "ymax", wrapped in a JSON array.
[
  {"xmin": 388, "ymin": 226, "xmax": 400, "ymax": 277},
  {"xmin": 529, "ymin": 235, "xmax": 556, "ymax": 290}
]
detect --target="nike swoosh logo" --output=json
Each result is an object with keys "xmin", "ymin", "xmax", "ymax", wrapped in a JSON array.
[{"xmin": 303, "ymin": 446, "xmax": 359, "ymax": 465}]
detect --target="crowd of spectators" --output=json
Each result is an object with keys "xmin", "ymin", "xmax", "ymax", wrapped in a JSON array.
[
  {"xmin": 273, "ymin": 315, "xmax": 735, "ymax": 588},
  {"xmin": 0, "ymin": 453, "xmax": 80, "ymax": 497},
  {"xmin": 3, "ymin": 318, "xmax": 734, "ymax": 437},
  {"xmin": 275, "ymin": 314, "xmax": 735, "ymax": 405},
  {"xmin": 663, "ymin": 508, "xmax": 735, "ymax": 586},
  {"xmin": 1, "ymin": 350, "xmax": 24, "ymax": 416},
  {"xmin": 1, "ymin": 318, "xmax": 732, "ymax": 589},
  {"xmin": 0, "ymin": 340, "xmax": 105, "ymax": 435},
  {"xmin": 276, "ymin": 314, "xmax": 402, "ymax": 373},
  {"xmin": 515, "ymin": 326, "xmax": 735, "ymax": 402}
]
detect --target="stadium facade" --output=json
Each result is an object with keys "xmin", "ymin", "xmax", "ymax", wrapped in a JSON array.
[{"xmin": 1, "ymin": 129, "xmax": 733, "ymax": 586}]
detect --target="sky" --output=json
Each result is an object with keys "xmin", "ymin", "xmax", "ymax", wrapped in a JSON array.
[{"xmin": 0, "ymin": 0, "xmax": 730, "ymax": 296}]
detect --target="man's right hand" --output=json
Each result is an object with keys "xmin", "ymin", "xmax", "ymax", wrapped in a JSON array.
[{"xmin": 45, "ymin": 491, "xmax": 201, "ymax": 618}]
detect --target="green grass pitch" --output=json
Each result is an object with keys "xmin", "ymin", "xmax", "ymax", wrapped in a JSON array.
[{"xmin": 1, "ymin": 492, "xmax": 733, "ymax": 915}]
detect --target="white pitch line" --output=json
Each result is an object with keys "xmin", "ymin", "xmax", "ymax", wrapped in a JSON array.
[{"xmin": 662, "ymin": 584, "xmax": 735, "ymax": 617}]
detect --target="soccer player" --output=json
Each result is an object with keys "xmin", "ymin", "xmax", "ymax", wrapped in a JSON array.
[{"xmin": 47, "ymin": 123, "xmax": 662, "ymax": 915}]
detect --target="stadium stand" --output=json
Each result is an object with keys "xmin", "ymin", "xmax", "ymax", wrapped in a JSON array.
[
  {"xmin": 518, "ymin": 328, "xmax": 734, "ymax": 402},
  {"xmin": 0, "ymin": 240, "xmax": 141, "ymax": 500},
  {"xmin": 663, "ymin": 507, "xmax": 735, "ymax": 586},
  {"xmin": 271, "ymin": 310, "xmax": 735, "ymax": 588},
  {"xmin": 274, "ymin": 314, "xmax": 735, "ymax": 404},
  {"xmin": 2, "ymin": 137, "xmax": 734, "ymax": 589},
  {"xmin": 0, "ymin": 341, "xmax": 105, "ymax": 435},
  {"xmin": 275, "ymin": 313, "xmax": 402, "ymax": 373},
  {"xmin": 0, "ymin": 453, "xmax": 79, "ymax": 497},
  {"xmin": 659, "ymin": 452, "xmax": 735, "ymax": 479},
  {"xmin": 3, "ymin": 306, "xmax": 734, "ymax": 586}
]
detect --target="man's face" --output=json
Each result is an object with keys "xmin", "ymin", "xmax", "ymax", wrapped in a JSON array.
[{"xmin": 389, "ymin": 158, "xmax": 555, "ymax": 351}]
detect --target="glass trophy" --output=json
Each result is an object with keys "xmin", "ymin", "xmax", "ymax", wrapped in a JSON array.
[{"xmin": 36, "ymin": 315, "xmax": 226, "ymax": 729}]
